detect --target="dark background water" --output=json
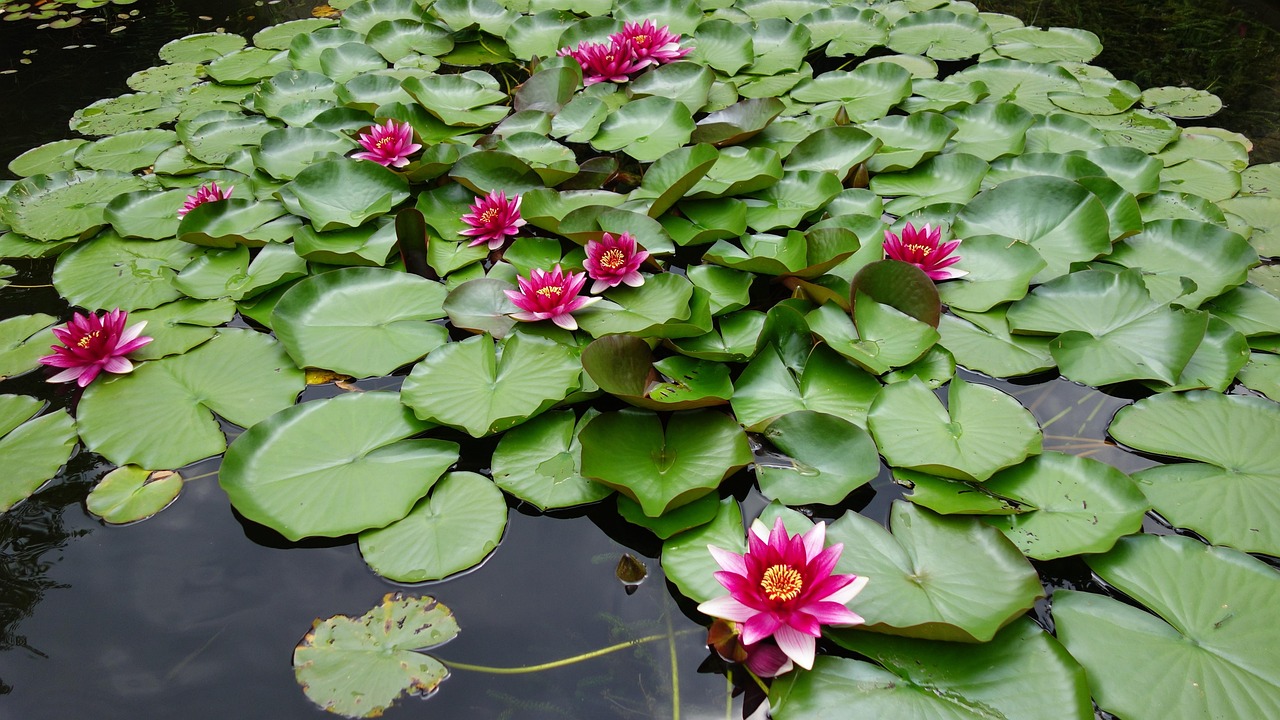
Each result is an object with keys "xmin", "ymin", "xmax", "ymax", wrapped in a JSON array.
[{"xmin": 0, "ymin": 0, "xmax": 1273, "ymax": 717}]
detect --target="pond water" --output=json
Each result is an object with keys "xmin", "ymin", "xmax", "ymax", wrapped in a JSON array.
[{"xmin": 1, "ymin": 0, "xmax": 1277, "ymax": 718}]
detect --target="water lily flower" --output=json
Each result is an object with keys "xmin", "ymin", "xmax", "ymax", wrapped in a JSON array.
[
  {"xmin": 351, "ymin": 119, "xmax": 422, "ymax": 168},
  {"xmin": 584, "ymin": 232, "xmax": 649, "ymax": 293},
  {"xmin": 558, "ymin": 40, "xmax": 644, "ymax": 85},
  {"xmin": 698, "ymin": 517, "xmax": 868, "ymax": 671},
  {"xmin": 505, "ymin": 264, "xmax": 600, "ymax": 331},
  {"xmin": 460, "ymin": 190, "xmax": 526, "ymax": 250},
  {"xmin": 39, "ymin": 309, "xmax": 153, "ymax": 388},
  {"xmin": 882, "ymin": 222, "xmax": 967, "ymax": 281},
  {"xmin": 178, "ymin": 181, "xmax": 233, "ymax": 218},
  {"xmin": 609, "ymin": 20, "xmax": 690, "ymax": 67}
]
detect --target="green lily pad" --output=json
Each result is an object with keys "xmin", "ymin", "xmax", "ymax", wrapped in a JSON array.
[
  {"xmin": 887, "ymin": 9, "xmax": 992, "ymax": 61},
  {"xmin": 176, "ymin": 198, "xmax": 290, "ymax": 249},
  {"xmin": 574, "ymin": 273, "xmax": 696, "ymax": 338},
  {"xmin": 86, "ymin": 466, "xmax": 183, "ymax": 524},
  {"xmin": 731, "ymin": 344, "xmax": 881, "ymax": 430},
  {"xmin": 660, "ymin": 497, "xmax": 745, "ymax": 604},
  {"xmin": 52, "ymin": 233, "xmax": 203, "ymax": 311},
  {"xmin": 1238, "ymin": 351, "xmax": 1280, "ymax": 401},
  {"xmin": 1054, "ymin": 535, "xmax": 1280, "ymax": 720},
  {"xmin": 792, "ymin": 62, "xmax": 913, "ymax": 123},
  {"xmin": 579, "ymin": 408, "xmax": 751, "ymax": 517},
  {"xmin": 252, "ymin": 18, "xmax": 336, "ymax": 50},
  {"xmin": 0, "ymin": 395, "xmax": 78, "ymax": 512},
  {"xmin": 632, "ymin": 62, "xmax": 716, "ymax": 116},
  {"xmin": 103, "ymin": 189, "xmax": 186, "ymax": 240},
  {"xmin": 1109, "ymin": 390, "xmax": 1280, "ymax": 555},
  {"xmin": 590, "ymin": 96, "xmax": 695, "ymax": 163},
  {"xmin": 403, "ymin": 71, "xmax": 509, "ymax": 127},
  {"xmin": 73, "ymin": 129, "xmax": 177, "ymax": 172},
  {"xmin": 827, "ymin": 501, "xmax": 1042, "ymax": 642},
  {"xmin": 992, "ymin": 25, "xmax": 1102, "ymax": 63},
  {"xmin": 251, "ymin": 126, "xmax": 356, "ymax": 181},
  {"xmin": 207, "ymin": 47, "xmax": 294, "ymax": 85},
  {"xmin": 278, "ymin": 158, "xmax": 408, "ymax": 231},
  {"xmin": 221, "ymin": 391, "xmax": 456, "ymax": 540},
  {"xmin": 271, "ymin": 267, "xmax": 448, "ymax": 377},
  {"xmin": 490, "ymin": 408, "xmax": 612, "ymax": 511},
  {"xmin": 581, "ymin": 335, "xmax": 732, "ymax": 410},
  {"xmin": 0, "ymin": 314, "xmax": 58, "ymax": 380},
  {"xmin": 293, "ymin": 593, "xmax": 458, "ymax": 718},
  {"xmin": 78, "ymin": 329, "xmax": 304, "ymax": 469},
  {"xmin": 1141, "ymin": 85, "xmax": 1223, "ymax": 119},
  {"xmin": 936, "ymin": 234, "xmax": 1046, "ymax": 312},
  {"xmin": 402, "ymin": 332, "xmax": 581, "ymax": 437},
  {"xmin": 806, "ymin": 298, "xmax": 939, "ymax": 375},
  {"xmin": 689, "ymin": 19, "xmax": 753, "ymax": 75},
  {"xmin": 2, "ymin": 170, "xmax": 147, "ymax": 242},
  {"xmin": 948, "ymin": 59, "xmax": 1079, "ymax": 114},
  {"xmin": 177, "ymin": 112, "xmax": 278, "ymax": 164},
  {"xmin": 70, "ymin": 92, "xmax": 180, "ymax": 137},
  {"xmin": 7, "ymin": 139, "xmax": 86, "ymax": 177},
  {"xmin": 868, "ymin": 376, "xmax": 1042, "ymax": 482},
  {"xmin": 772, "ymin": 619, "xmax": 1091, "ymax": 719},
  {"xmin": 1108, "ymin": 219, "xmax": 1256, "ymax": 309},
  {"xmin": 1006, "ymin": 268, "xmax": 1208, "ymax": 386},
  {"xmin": 937, "ymin": 307, "xmax": 1055, "ymax": 377},
  {"xmin": 359, "ymin": 471, "xmax": 507, "ymax": 581},
  {"xmin": 125, "ymin": 297, "xmax": 236, "ymax": 360},
  {"xmin": 172, "ymin": 243, "xmax": 305, "ymax": 301},
  {"xmin": 158, "ymin": 31, "xmax": 246, "ymax": 63},
  {"xmin": 742, "ymin": 17, "xmax": 809, "ymax": 76},
  {"xmin": 861, "ymin": 111, "xmax": 957, "ymax": 173},
  {"xmin": 755, "ymin": 411, "xmax": 879, "ymax": 505}
]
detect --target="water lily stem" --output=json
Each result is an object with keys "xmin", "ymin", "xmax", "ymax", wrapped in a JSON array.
[
  {"xmin": 440, "ymin": 629, "xmax": 698, "ymax": 675},
  {"xmin": 667, "ymin": 609, "xmax": 680, "ymax": 720}
]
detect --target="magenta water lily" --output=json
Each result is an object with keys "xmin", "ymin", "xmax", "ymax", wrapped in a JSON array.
[
  {"xmin": 505, "ymin": 264, "xmax": 600, "ymax": 331},
  {"xmin": 585, "ymin": 232, "xmax": 649, "ymax": 293},
  {"xmin": 699, "ymin": 518, "xmax": 867, "ymax": 671},
  {"xmin": 559, "ymin": 20, "xmax": 689, "ymax": 85},
  {"xmin": 352, "ymin": 119, "xmax": 422, "ymax": 168},
  {"xmin": 178, "ymin": 181, "xmax": 232, "ymax": 218},
  {"xmin": 460, "ymin": 190, "xmax": 526, "ymax": 249},
  {"xmin": 611, "ymin": 20, "xmax": 691, "ymax": 67},
  {"xmin": 882, "ymin": 222, "xmax": 966, "ymax": 281},
  {"xmin": 39, "ymin": 309, "xmax": 153, "ymax": 388}
]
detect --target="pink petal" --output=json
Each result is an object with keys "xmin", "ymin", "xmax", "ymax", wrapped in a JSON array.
[
  {"xmin": 47, "ymin": 367, "xmax": 87, "ymax": 384},
  {"xmin": 823, "ymin": 574, "xmax": 869, "ymax": 606},
  {"xmin": 802, "ymin": 600, "xmax": 863, "ymax": 626},
  {"xmin": 741, "ymin": 612, "xmax": 782, "ymax": 646},
  {"xmin": 551, "ymin": 313, "xmax": 578, "ymax": 331},
  {"xmin": 773, "ymin": 624, "xmax": 817, "ymax": 670},
  {"xmin": 697, "ymin": 596, "xmax": 756, "ymax": 623},
  {"xmin": 800, "ymin": 520, "xmax": 826, "ymax": 560},
  {"xmin": 102, "ymin": 357, "xmax": 133, "ymax": 374},
  {"xmin": 707, "ymin": 545, "xmax": 748, "ymax": 575}
]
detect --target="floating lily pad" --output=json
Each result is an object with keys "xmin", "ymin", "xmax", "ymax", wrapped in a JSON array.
[
  {"xmin": 937, "ymin": 307, "xmax": 1055, "ymax": 377},
  {"xmin": 2, "ymin": 170, "xmax": 147, "ymax": 242},
  {"xmin": 53, "ymin": 233, "xmax": 203, "ymax": 311},
  {"xmin": 221, "ymin": 391, "xmax": 457, "ymax": 540},
  {"xmin": 272, "ymin": 267, "xmax": 448, "ymax": 377},
  {"xmin": 0, "ymin": 314, "xmax": 58, "ymax": 380},
  {"xmin": 755, "ymin": 410, "xmax": 879, "ymax": 505},
  {"xmin": 71, "ymin": 92, "xmax": 181, "ymax": 137},
  {"xmin": 1109, "ymin": 390, "xmax": 1280, "ymax": 555},
  {"xmin": 293, "ymin": 593, "xmax": 458, "ymax": 718},
  {"xmin": 490, "ymin": 408, "xmax": 612, "ymax": 511},
  {"xmin": 660, "ymin": 497, "xmax": 746, "ymax": 604},
  {"xmin": 1054, "ymin": 535, "xmax": 1280, "ymax": 720},
  {"xmin": 590, "ymin": 96, "xmax": 695, "ymax": 163},
  {"xmin": 0, "ymin": 395, "xmax": 78, "ymax": 512},
  {"xmin": 402, "ymin": 332, "xmax": 581, "ymax": 437},
  {"xmin": 579, "ymin": 408, "xmax": 751, "ymax": 517},
  {"xmin": 359, "ymin": 471, "xmax": 506, "ymax": 581},
  {"xmin": 992, "ymin": 26, "xmax": 1101, "ymax": 63},
  {"xmin": 806, "ymin": 298, "xmax": 939, "ymax": 375},
  {"xmin": 827, "ymin": 501, "xmax": 1042, "ymax": 642},
  {"xmin": 7, "ymin": 139, "xmax": 86, "ymax": 177},
  {"xmin": 86, "ymin": 466, "xmax": 183, "ymax": 524},
  {"xmin": 278, "ymin": 158, "xmax": 408, "ymax": 231},
  {"xmin": 159, "ymin": 32, "xmax": 246, "ymax": 64},
  {"xmin": 887, "ymin": 9, "xmax": 992, "ymax": 61},
  {"xmin": 126, "ymin": 297, "xmax": 236, "ymax": 360},
  {"xmin": 78, "ymin": 329, "xmax": 304, "ymax": 469}
]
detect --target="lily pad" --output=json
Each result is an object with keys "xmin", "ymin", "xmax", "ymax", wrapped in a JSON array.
[
  {"xmin": 490, "ymin": 408, "xmax": 612, "ymax": 510},
  {"xmin": 52, "ymin": 233, "xmax": 203, "ymax": 311},
  {"xmin": 827, "ymin": 501, "xmax": 1042, "ymax": 642},
  {"xmin": 78, "ymin": 329, "xmax": 304, "ymax": 469},
  {"xmin": 0, "ymin": 395, "xmax": 78, "ymax": 512},
  {"xmin": 401, "ymin": 332, "xmax": 581, "ymax": 437},
  {"xmin": 590, "ymin": 96, "xmax": 695, "ymax": 163},
  {"xmin": 578, "ymin": 408, "xmax": 751, "ymax": 517},
  {"xmin": 271, "ymin": 267, "xmax": 448, "ymax": 377},
  {"xmin": 0, "ymin": 314, "xmax": 58, "ymax": 380},
  {"xmin": 293, "ymin": 593, "xmax": 458, "ymax": 718},
  {"xmin": 86, "ymin": 466, "xmax": 184, "ymax": 524},
  {"xmin": 221, "ymin": 391, "xmax": 457, "ymax": 540},
  {"xmin": 755, "ymin": 411, "xmax": 880, "ymax": 505},
  {"xmin": 278, "ymin": 158, "xmax": 408, "ymax": 231},
  {"xmin": 1, "ymin": 170, "xmax": 147, "ymax": 242},
  {"xmin": 660, "ymin": 497, "xmax": 746, "ymax": 604},
  {"xmin": 1054, "ymin": 535, "xmax": 1280, "ymax": 720}
]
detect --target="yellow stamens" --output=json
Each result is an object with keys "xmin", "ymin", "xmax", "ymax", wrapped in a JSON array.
[
  {"xmin": 905, "ymin": 243, "xmax": 932, "ymax": 256},
  {"xmin": 76, "ymin": 331, "xmax": 100, "ymax": 349},
  {"xmin": 760, "ymin": 564, "xmax": 803, "ymax": 602},
  {"xmin": 536, "ymin": 286, "xmax": 563, "ymax": 300},
  {"xmin": 375, "ymin": 136, "xmax": 394, "ymax": 150},
  {"xmin": 599, "ymin": 248, "xmax": 627, "ymax": 271},
  {"xmin": 633, "ymin": 34, "xmax": 649, "ymax": 45},
  {"xmin": 479, "ymin": 208, "xmax": 499, "ymax": 223}
]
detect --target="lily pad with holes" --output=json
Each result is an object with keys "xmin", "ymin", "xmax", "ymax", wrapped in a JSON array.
[
  {"xmin": 86, "ymin": 466, "xmax": 184, "ymax": 524},
  {"xmin": 579, "ymin": 408, "xmax": 751, "ymax": 517},
  {"xmin": 271, "ymin": 267, "xmax": 448, "ymax": 377},
  {"xmin": 78, "ymin": 329, "xmax": 304, "ymax": 469},
  {"xmin": 0, "ymin": 395, "xmax": 78, "ymax": 512},
  {"xmin": 1054, "ymin": 535, "xmax": 1280, "ymax": 720},
  {"xmin": 293, "ymin": 593, "xmax": 458, "ymax": 718},
  {"xmin": 221, "ymin": 391, "xmax": 457, "ymax": 540},
  {"xmin": 359, "ymin": 471, "xmax": 507, "ymax": 581}
]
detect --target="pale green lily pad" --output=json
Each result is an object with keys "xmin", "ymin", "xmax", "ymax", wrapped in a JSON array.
[
  {"xmin": 271, "ymin": 267, "xmax": 447, "ymax": 377},
  {"xmin": 868, "ymin": 376, "xmax": 1042, "ymax": 482},
  {"xmin": 2, "ymin": 170, "xmax": 147, "ymax": 242},
  {"xmin": 730, "ymin": 344, "xmax": 881, "ymax": 431},
  {"xmin": 126, "ymin": 62, "xmax": 204, "ymax": 93},
  {"xmin": 1141, "ymin": 86, "xmax": 1223, "ymax": 119},
  {"xmin": 78, "ymin": 329, "xmax": 304, "ymax": 469},
  {"xmin": 773, "ymin": 619, "xmax": 1092, "ymax": 720},
  {"xmin": 578, "ymin": 408, "xmax": 751, "ymax": 517},
  {"xmin": 103, "ymin": 189, "xmax": 186, "ymax": 240},
  {"xmin": 278, "ymin": 158, "xmax": 408, "ymax": 232},
  {"xmin": 159, "ymin": 32, "xmax": 246, "ymax": 63},
  {"xmin": 86, "ymin": 466, "xmax": 183, "ymax": 524},
  {"xmin": 756, "ymin": 411, "xmax": 880, "ymax": 505},
  {"xmin": 992, "ymin": 25, "xmax": 1101, "ymax": 63},
  {"xmin": 402, "ymin": 333, "xmax": 580, "ymax": 437},
  {"xmin": 253, "ymin": 18, "xmax": 336, "ymax": 50},
  {"xmin": 70, "ymin": 92, "xmax": 180, "ymax": 136},
  {"xmin": 126, "ymin": 298, "xmax": 236, "ymax": 360},
  {"xmin": 490, "ymin": 408, "xmax": 612, "ymax": 511},
  {"xmin": 1238, "ymin": 351, "xmax": 1280, "ymax": 401},
  {"xmin": 1110, "ymin": 390, "xmax": 1280, "ymax": 555},
  {"xmin": 7, "ymin": 139, "xmax": 86, "ymax": 177},
  {"xmin": 887, "ymin": 9, "xmax": 992, "ymax": 61},
  {"xmin": 293, "ymin": 593, "xmax": 458, "ymax": 718},
  {"xmin": 52, "ymin": 233, "xmax": 203, "ymax": 311},
  {"xmin": 1107, "ymin": 219, "xmax": 1256, "ymax": 309},
  {"xmin": 590, "ymin": 96, "xmax": 696, "ymax": 162},
  {"xmin": 947, "ymin": 59, "xmax": 1079, "ymax": 114},
  {"xmin": 0, "ymin": 314, "xmax": 58, "ymax": 380},
  {"xmin": 937, "ymin": 307, "xmax": 1055, "ymax": 377},
  {"xmin": 828, "ymin": 502, "xmax": 1042, "ymax": 642},
  {"xmin": 1055, "ymin": 535, "xmax": 1280, "ymax": 720},
  {"xmin": 0, "ymin": 395, "xmax": 78, "ymax": 512},
  {"xmin": 359, "ymin": 471, "xmax": 506, "ymax": 581}
]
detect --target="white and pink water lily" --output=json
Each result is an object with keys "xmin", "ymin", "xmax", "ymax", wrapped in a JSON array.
[
  {"xmin": 505, "ymin": 264, "xmax": 601, "ymax": 331},
  {"xmin": 351, "ymin": 119, "xmax": 422, "ymax": 168},
  {"xmin": 39, "ymin": 309, "xmax": 153, "ymax": 388},
  {"xmin": 698, "ymin": 517, "xmax": 868, "ymax": 671},
  {"xmin": 882, "ymin": 222, "xmax": 966, "ymax": 281}
]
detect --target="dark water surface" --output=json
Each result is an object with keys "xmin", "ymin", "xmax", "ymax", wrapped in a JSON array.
[{"xmin": 0, "ymin": 0, "xmax": 1265, "ymax": 717}]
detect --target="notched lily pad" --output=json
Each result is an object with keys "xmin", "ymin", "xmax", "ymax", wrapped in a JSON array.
[{"xmin": 86, "ymin": 466, "xmax": 184, "ymax": 524}]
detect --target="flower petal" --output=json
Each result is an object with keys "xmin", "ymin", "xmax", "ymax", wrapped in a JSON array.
[
  {"xmin": 697, "ymin": 595, "xmax": 756, "ymax": 623},
  {"xmin": 773, "ymin": 624, "xmax": 817, "ymax": 670}
]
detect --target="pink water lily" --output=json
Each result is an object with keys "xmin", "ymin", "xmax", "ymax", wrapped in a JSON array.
[
  {"xmin": 178, "ymin": 181, "xmax": 233, "ymax": 218},
  {"xmin": 584, "ymin": 232, "xmax": 649, "ymax": 293},
  {"xmin": 460, "ymin": 190, "xmax": 526, "ymax": 250},
  {"xmin": 558, "ymin": 40, "xmax": 644, "ymax": 85},
  {"xmin": 39, "ymin": 309, "xmax": 153, "ymax": 388},
  {"xmin": 352, "ymin": 119, "xmax": 422, "ymax": 168},
  {"xmin": 698, "ymin": 518, "xmax": 868, "ymax": 671},
  {"xmin": 505, "ymin": 264, "xmax": 600, "ymax": 331},
  {"xmin": 609, "ymin": 20, "xmax": 690, "ymax": 67},
  {"xmin": 882, "ymin": 222, "xmax": 966, "ymax": 281}
]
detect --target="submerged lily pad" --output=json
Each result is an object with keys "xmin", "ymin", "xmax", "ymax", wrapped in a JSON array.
[{"xmin": 293, "ymin": 593, "xmax": 458, "ymax": 718}]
